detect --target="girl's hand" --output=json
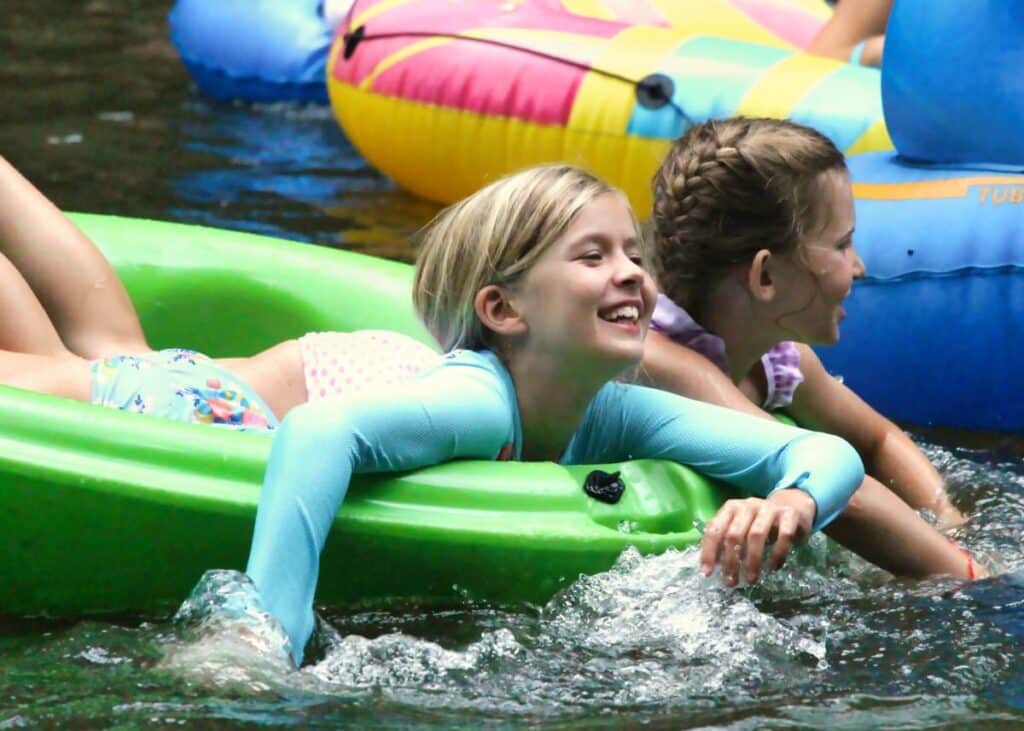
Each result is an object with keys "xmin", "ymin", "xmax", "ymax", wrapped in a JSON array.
[
  {"xmin": 700, "ymin": 490, "xmax": 815, "ymax": 586},
  {"xmin": 934, "ymin": 500, "xmax": 967, "ymax": 531}
]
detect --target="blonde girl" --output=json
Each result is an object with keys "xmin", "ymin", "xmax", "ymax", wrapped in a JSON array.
[{"xmin": 243, "ymin": 164, "xmax": 868, "ymax": 665}]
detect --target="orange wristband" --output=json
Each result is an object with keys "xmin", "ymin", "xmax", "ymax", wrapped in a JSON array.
[
  {"xmin": 964, "ymin": 551, "xmax": 977, "ymax": 581},
  {"xmin": 948, "ymin": 538, "xmax": 977, "ymax": 580}
]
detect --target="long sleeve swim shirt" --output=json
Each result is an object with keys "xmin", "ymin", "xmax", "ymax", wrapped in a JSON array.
[{"xmin": 246, "ymin": 349, "xmax": 863, "ymax": 664}]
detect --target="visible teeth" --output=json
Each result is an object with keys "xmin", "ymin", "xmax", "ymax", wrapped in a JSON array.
[{"xmin": 602, "ymin": 305, "xmax": 639, "ymax": 322}]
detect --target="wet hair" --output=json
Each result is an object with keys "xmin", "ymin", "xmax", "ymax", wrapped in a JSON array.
[
  {"xmin": 413, "ymin": 164, "xmax": 643, "ymax": 352},
  {"xmin": 652, "ymin": 117, "xmax": 847, "ymax": 318}
]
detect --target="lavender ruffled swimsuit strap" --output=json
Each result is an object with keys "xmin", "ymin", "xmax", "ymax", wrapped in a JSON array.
[{"xmin": 649, "ymin": 294, "xmax": 805, "ymax": 410}]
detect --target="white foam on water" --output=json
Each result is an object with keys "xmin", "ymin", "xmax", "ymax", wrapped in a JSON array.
[
  {"xmin": 298, "ymin": 547, "xmax": 830, "ymax": 711},
  {"xmin": 158, "ymin": 570, "xmax": 298, "ymax": 693}
]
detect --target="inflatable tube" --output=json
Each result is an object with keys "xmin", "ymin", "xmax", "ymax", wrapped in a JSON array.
[
  {"xmin": 168, "ymin": 0, "xmax": 830, "ymax": 104},
  {"xmin": 824, "ymin": 153, "xmax": 1024, "ymax": 431},
  {"xmin": 546, "ymin": 0, "xmax": 829, "ymax": 49},
  {"xmin": 1, "ymin": 214, "xmax": 730, "ymax": 618},
  {"xmin": 882, "ymin": 1, "xmax": 1024, "ymax": 166},
  {"xmin": 169, "ymin": 0, "xmax": 334, "ymax": 103},
  {"xmin": 327, "ymin": 0, "xmax": 888, "ymax": 213}
]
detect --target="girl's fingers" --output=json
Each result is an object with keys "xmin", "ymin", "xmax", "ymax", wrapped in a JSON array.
[
  {"xmin": 700, "ymin": 502, "xmax": 737, "ymax": 576},
  {"xmin": 720, "ymin": 500, "xmax": 758, "ymax": 587},
  {"xmin": 767, "ymin": 508, "xmax": 801, "ymax": 571},
  {"xmin": 702, "ymin": 496, "xmax": 815, "ymax": 587},
  {"xmin": 744, "ymin": 507, "xmax": 776, "ymax": 584}
]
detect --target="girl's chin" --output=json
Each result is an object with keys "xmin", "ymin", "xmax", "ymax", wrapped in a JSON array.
[
  {"xmin": 582, "ymin": 324, "xmax": 646, "ymax": 368},
  {"xmin": 613, "ymin": 346, "xmax": 645, "ymax": 372},
  {"xmin": 587, "ymin": 346, "xmax": 643, "ymax": 374}
]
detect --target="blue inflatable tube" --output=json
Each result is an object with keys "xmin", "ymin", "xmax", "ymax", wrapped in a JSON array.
[
  {"xmin": 819, "ymin": 152, "xmax": 1024, "ymax": 431},
  {"xmin": 169, "ymin": 0, "xmax": 334, "ymax": 103},
  {"xmin": 882, "ymin": 1, "xmax": 1024, "ymax": 166}
]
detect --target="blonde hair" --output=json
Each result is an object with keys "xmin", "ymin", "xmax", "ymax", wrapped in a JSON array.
[
  {"xmin": 413, "ymin": 164, "xmax": 641, "ymax": 352},
  {"xmin": 652, "ymin": 117, "xmax": 847, "ymax": 319}
]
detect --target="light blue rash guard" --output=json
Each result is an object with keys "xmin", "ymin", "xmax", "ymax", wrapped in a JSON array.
[{"xmin": 246, "ymin": 349, "xmax": 863, "ymax": 664}]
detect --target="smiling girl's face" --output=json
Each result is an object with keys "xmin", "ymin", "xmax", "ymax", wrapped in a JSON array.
[
  {"xmin": 770, "ymin": 170, "xmax": 865, "ymax": 345},
  {"xmin": 506, "ymin": 192, "xmax": 657, "ymax": 372}
]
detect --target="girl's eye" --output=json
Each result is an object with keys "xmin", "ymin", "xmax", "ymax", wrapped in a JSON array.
[
  {"xmin": 579, "ymin": 251, "xmax": 603, "ymax": 261},
  {"xmin": 629, "ymin": 255, "xmax": 645, "ymax": 267}
]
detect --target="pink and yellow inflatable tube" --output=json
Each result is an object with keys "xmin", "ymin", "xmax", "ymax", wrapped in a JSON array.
[
  {"xmin": 327, "ymin": 0, "xmax": 890, "ymax": 212},
  {"xmin": 561, "ymin": 0, "xmax": 830, "ymax": 50}
]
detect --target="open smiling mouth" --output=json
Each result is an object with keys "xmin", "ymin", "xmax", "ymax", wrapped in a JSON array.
[{"xmin": 598, "ymin": 304, "xmax": 642, "ymax": 331}]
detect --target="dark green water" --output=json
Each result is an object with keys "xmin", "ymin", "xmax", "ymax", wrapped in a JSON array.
[
  {"xmin": 2, "ymin": 2, "xmax": 1023, "ymax": 728},
  {"xmin": 0, "ymin": 0, "xmax": 438, "ymax": 260}
]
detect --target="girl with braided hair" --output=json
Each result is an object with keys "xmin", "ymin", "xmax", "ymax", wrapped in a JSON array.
[{"xmin": 643, "ymin": 117, "xmax": 980, "ymax": 579}]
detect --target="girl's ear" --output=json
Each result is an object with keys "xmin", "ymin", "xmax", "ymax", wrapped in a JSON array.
[
  {"xmin": 746, "ymin": 248, "xmax": 777, "ymax": 303},
  {"xmin": 474, "ymin": 284, "xmax": 527, "ymax": 338}
]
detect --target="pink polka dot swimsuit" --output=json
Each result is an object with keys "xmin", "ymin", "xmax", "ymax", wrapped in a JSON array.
[{"xmin": 298, "ymin": 330, "xmax": 442, "ymax": 402}]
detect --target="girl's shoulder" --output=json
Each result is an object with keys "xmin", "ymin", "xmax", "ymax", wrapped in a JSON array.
[
  {"xmin": 737, "ymin": 341, "xmax": 805, "ymax": 411},
  {"xmin": 430, "ymin": 349, "xmax": 518, "ymax": 405},
  {"xmin": 436, "ymin": 348, "xmax": 504, "ymax": 375},
  {"xmin": 650, "ymin": 294, "xmax": 730, "ymax": 374}
]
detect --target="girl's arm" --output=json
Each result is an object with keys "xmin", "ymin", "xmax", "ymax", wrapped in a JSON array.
[
  {"xmin": 637, "ymin": 337, "xmax": 978, "ymax": 579},
  {"xmin": 701, "ymin": 474, "xmax": 984, "ymax": 586},
  {"xmin": 826, "ymin": 474, "xmax": 982, "ymax": 580},
  {"xmin": 808, "ymin": 0, "xmax": 892, "ymax": 66},
  {"xmin": 607, "ymin": 385, "xmax": 865, "ymax": 531},
  {"xmin": 786, "ymin": 344, "xmax": 963, "ymax": 526},
  {"xmin": 245, "ymin": 359, "xmax": 515, "ymax": 665},
  {"xmin": 0, "ymin": 156, "xmax": 149, "ymax": 358},
  {"xmin": 603, "ymin": 385, "xmax": 863, "ymax": 582},
  {"xmin": 639, "ymin": 331, "xmax": 768, "ymax": 419}
]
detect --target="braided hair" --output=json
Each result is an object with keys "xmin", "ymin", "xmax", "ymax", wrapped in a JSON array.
[{"xmin": 652, "ymin": 117, "xmax": 846, "ymax": 320}]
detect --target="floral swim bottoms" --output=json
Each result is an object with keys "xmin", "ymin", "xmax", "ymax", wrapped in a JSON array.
[{"xmin": 90, "ymin": 349, "xmax": 278, "ymax": 432}]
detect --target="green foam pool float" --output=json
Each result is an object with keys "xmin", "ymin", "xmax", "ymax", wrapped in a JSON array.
[{"xmin": 1, "ymin": 214, "xmax": 730, "ymax": 617}]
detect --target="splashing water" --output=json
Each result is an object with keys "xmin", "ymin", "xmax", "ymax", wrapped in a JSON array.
[
  {"xmin": 160, "ymin": 570, "xmax": 295, "ymax": 693},
  {"xmin": 155, "ymin": 548, "xmax": 838, "ymax": 720}
]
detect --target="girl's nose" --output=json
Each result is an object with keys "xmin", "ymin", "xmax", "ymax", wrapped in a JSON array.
[
  {"xmin": 614, "ymin": 251, "xmax": 645, "ymax": 286},
  {"xmin": 851, "ymin": 246, "xmax": 867, "ymax": 279}
]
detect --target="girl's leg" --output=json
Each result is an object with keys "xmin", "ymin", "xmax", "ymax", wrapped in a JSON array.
[
  {"xmin": 0, "ymin": 251, "xmax": 72, "ymax": 356},
  {"xmin": 0, "ymin": 156, "xmax": 150, "ymax": 359}
]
